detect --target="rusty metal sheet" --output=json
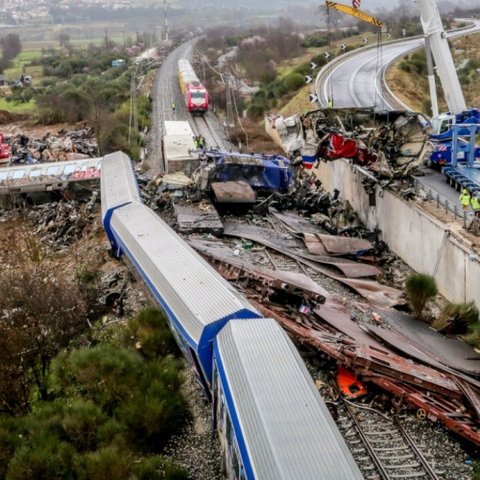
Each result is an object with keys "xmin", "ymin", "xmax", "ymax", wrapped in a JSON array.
[
  {"xmin": 379, "ymin": 309, "xmax": 480, "ymax": 377},
  {"xmin": 189, "ymin": 239, "xmax": 329, "ymax": 303},
  {"xmin": 351, "ymin": 343, "xmax": 459, "ymax": 396},
  {"xmin": 315, "ymin": 233, "xmax": 373, "ymax": 256},
  {"xmin": 173, "ymin": 201, "xmax": 223, "ymax": 234},
  {"xmin": 223, "ymin": 222, "xmax": 384, "ymax": 280},
  {"xmin": 303, "ymin": 232, "xmax": 329, "ymax": 255},
  {"xmin": 211, "ymin": 180, "xmax": 256, "ymax": 203},
  {"xmin": 269, "ymin": 208, "xmax": 324, "ymax": 234},
  {"xmin": 455, "ymin": 379, "xmax": 480, "ymax": 421},
  {"xmin": 366, "ymin": 323, "xmax": 446, "ymax": 369},
  {"xmin": 223, "ymin": 223, "xmax": 402, "ymax": 307},
  {"xmin": 313, "ymin": 305, "xmax": 384, "ymax": 349}
]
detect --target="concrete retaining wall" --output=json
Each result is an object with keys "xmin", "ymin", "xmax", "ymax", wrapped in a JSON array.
[{"xmin": 316, "ymin": 159, "xmax": 480, "ymax": 306}]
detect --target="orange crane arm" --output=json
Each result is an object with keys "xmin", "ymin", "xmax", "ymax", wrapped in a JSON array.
[{"xmin": 325, "ymin": 1, "xmax": 383, "ymax": 28}]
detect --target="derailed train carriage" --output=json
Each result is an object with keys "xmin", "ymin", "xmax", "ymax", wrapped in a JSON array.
[{"xmin": 101, "ymin": 151, "xmax": 364, "ymax": 480}]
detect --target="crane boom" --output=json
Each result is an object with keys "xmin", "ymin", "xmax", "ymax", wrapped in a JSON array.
[{"xmin": 415, "ymin": 0, "xmax": 467, "ymax": 115}]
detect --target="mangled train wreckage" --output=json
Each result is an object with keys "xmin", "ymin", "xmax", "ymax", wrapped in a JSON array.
[{"xmin": 273, "ymin": 108, "xmax": 430, "ymax": 179}]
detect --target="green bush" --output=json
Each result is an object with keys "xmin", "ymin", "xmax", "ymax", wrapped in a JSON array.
[
  {"xmin": 124, "ymin": 308, "xmax": 179, "ymax": 360},
  {"xmin": 300, "ymin": 35, "xmax": 328, "ymax": 48},
  {"xmin": 6, "ymin": 438, "xmax": 78, "ymax": 480},
  {"xmin": 433, "ymin": 301, "xmax": 479, "ymax": 334},
  {"xmin": 0, "ymin": 417, "xmax": 22, "ymax": 479},
  {"xmin": 132, "ymin": 455, "xmax": 191, "ymax": 480},
  {"xmin": 119, "ymin": 359, "xmax": 190, "ymax": 450},
  {"xmin": 80, "ymin": 446, "xmax": 131, "ymax": 480},
  {"xmin": 405, "ymin": 273, "xmax": 438, "ymax": 319},
  {"xmin": 51, "ymin": 345, "xmax": 143, "ymax": 414},
  {"xmin": 62, "ymin": 400, "xmax": 108, "ymax": 452},
  {"xmin": 283, "ymin": 73, "xmax": 305, "ymax": 92}
]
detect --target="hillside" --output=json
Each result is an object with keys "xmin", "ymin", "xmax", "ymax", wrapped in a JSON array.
[{"xmin": 386, "ymin": 32, "xmax": 480, "ymax": 114}]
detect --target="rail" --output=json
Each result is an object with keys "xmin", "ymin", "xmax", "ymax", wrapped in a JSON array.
[{"xmin": 338, "ymin": 397, "xmax": 441, "ymax": 480}]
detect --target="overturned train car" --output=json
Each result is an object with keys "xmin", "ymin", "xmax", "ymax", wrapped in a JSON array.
[{"xmin": 100, "ymin": 151, "xmax": 364, "ymax": 480}]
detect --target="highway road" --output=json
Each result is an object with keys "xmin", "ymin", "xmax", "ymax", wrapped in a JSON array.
[
  {"xmin": 315, "ymin": 20, "xmax": 480, "ymax": 208},
  {"xmin": 316, "ymin": 21, "xmax": 480, "ymax": 110}
]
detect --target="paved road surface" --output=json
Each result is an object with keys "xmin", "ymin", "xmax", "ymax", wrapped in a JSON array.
[{"xmin": 315, "ymin": 20, "xmax": 480, "ymax": 209}]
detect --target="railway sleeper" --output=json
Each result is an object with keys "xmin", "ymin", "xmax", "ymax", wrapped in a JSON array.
[
  {"xmin": 373, "ymin": 445, "xmax": 411, "ymax": 452},
  {"xmin": 365, "ymin": 437, "xmax": 405, "ymax": 444},
  {"xmin": 377, "ymin": 453, "xmax": 415, "ymax": 461},
  {"xmin": 385, "ymin": 462, "xmax": 421, "ymax": 470},
  {"xmin": 388, "ymin": 472, "xmax": 428, "ymax": 479},
  {"xmin": 362, "ymin": 429, "xmax": 399, "ymax": 435}
]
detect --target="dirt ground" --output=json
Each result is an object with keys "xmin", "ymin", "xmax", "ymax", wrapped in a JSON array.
[{"xmin": 0, "ymin": 116, "xmax": 89, "ymax": 138}]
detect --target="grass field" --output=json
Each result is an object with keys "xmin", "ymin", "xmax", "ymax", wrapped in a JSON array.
[{"xmin": 0, "ymin": 97, "xmax": 36, "ymax": 114}]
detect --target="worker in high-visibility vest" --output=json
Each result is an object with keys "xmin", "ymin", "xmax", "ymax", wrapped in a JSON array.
[
  {"xmin": 471, "ymin": 194, "xmax": 480, "ymax": 219},
  {"xmin": 459, "ymin": 188, "xmax": 471, "ymax": 211}
]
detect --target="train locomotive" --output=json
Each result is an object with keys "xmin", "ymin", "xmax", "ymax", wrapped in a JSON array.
[
  {"xmin": 101, "ymin": 151, "xmax": 364, "ymax": 480},
  {"xmin": 178, "ymin": 59, "xmax": 209, "ymax": 115}
]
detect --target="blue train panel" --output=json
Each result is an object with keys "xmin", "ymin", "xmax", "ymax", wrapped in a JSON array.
[{"xmin": 109, "ymin": 201, "xmax": 260, "ymax": 392}]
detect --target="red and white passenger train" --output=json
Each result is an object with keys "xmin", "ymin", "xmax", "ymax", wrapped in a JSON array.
[{"xmin": 178, "ymin": 59, "xmax": 209, "ymax": 115}]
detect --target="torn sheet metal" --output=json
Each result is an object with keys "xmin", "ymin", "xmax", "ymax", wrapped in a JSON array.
[
  {"xmin": 275, "ymin": 108, "xmax": 430, "ymax": 178},
  {"xmin": 173, "ymin": 201, "xmax": 223, "ymax": 234},
  {"xmin": 223, "ymin": 222, "xmax": 381, "ymax": 279},
  {"xmin": 189, "ymin": 239, "xmax": 328, "ymax": 304},
  {"xmin": 303, "ymin": 232, "xmax": 373, "ymax": 256},
  {"xmin": 269, "ymin": 208, "xmax": 324, "ymax": 234},
  {"xmin": 211, "ymin": 180, "xmax": 256, "ymax": 204},
  {"xmin": 222, "ymin": 223, "xmax": 402, "ymax": 307},
  {"xmin": 379, "ymin": 309, "xmax": 480, "ymax": 377}
]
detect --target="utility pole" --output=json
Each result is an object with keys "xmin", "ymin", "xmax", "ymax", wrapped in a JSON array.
[
  {"xmin": 163, "ymin": 0, "xmax": 169, "ymax": 42},
  {"xmin": 104, "ymin": 28, "xmax": 109, "ymax": 50},
  {"xmin": 225, "ymin": 75, "xmax": 236, "ymax": 129}
]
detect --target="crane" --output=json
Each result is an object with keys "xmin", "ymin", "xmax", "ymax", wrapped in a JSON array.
[
  {"xmin": 415, "ymin": 0, "xmax": 479, "ymax": 136},
  {"xmin": 416, "ymin": 0, "xmax": 480, "ymax": 187}
]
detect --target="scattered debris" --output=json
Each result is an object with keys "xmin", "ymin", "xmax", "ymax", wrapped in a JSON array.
[
  {"xmin": 173, "ymin": 200, "xmax": 223, "ymax": 234},
  {"xmin": 7, "ymin": 127, "xmax": 97, "ymax": 165},
  {"xmin": 273, "ymin": 108, "xmax": 430, "ymax": 179}
]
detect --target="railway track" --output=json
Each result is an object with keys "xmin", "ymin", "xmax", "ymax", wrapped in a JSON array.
[
  {"xmin": 335, "ymin": 398, "xmax": 441, "ymax": 480},
  {"xmin": 191, "ymin": 114, "xmax": 225, "ymax": 150}
]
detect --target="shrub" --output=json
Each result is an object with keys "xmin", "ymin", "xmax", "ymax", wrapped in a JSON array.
[
  {"xmin": 0, "ymin": 417, "xmax": 22, "ymax": 479},
  {"xmin": 62, "ymin": 400, "xmax": 108, "ymax": 452},
  {"xmin": 132, "ymin": 455, "xmax": 191, "ymax": 480},
  {"xmin": 118, "ymin": 359, "xmax": 190, "ymax": 451},
  {"xmin": 80, "ymin": 446, "xmax": 131, "ymax": 480},
  {"xmin": 124, "ymin": 308, "xmax": 179, "ymax": 360},
  {"xmin": 51, "ymin": 345, "xmax": 143, "ymax": 414},
  {"xmin": 6, "ymin": 438, "xmax": 78, "ymax": 480},
  {"xmin": 433, "ymin": 301, "xmax": 479, "ymax": 334},
  {"xmin": 283, "ymin": 72, "xmax": 305, "ymax": 92},
  {"xmin": 405, "ymin": 273, "xmax": 438, "ymax": 318}
]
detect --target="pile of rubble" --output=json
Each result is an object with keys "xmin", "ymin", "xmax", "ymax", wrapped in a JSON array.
[
  {"xmin": 188, "ymin": 208, "xmax": 480, "ymax": 449},
  {"xmin": 273, "ymin": 108, "xmax": 430, "ymax": 180},
  {"xmin": 24, "ymin": 191, "xmax": 100, "ymax": 249},
  {"xmin": 6, "ymin": 127, "xmax": 97, "ymax": 165}
]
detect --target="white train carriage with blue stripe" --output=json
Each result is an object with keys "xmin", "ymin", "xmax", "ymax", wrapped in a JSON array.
[{"xmin": 100, "ymin": 151, "xmax": 364, "ymax": 480}]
